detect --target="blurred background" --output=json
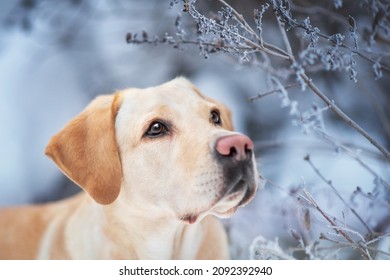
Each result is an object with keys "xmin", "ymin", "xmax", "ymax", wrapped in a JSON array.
[{"xmin": 0, "ymin": 0, "xmax": 389, "ymax": 259}]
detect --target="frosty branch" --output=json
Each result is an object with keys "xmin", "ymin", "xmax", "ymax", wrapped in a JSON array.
[
  {"xmin": 300, "ymin": 189, "xmax": 372, "ymax": 259},
  {"xmin": 304, "ymin": 154, "xmax": 372, "ymax": 235},
  {"xmin": 264, "ymin": 177, "xmax": 389, "ymax": 259}
]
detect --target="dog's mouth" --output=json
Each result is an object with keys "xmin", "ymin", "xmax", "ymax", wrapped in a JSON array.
[
  {"xmin": 178, "ymin": 153, "xmax": 263, "ymax": 225},
  {"xmin": 179, "ymin": 176, "xmax": 260, "ymax": 224},
  {"xmin": 210, "ymin": 177, "xmax": 257, "ymax": 218}
]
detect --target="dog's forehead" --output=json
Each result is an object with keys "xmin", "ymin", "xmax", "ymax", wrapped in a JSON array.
[{"xmin": 121, "ymin": 78, "xmax": 215, "ymax": 113}]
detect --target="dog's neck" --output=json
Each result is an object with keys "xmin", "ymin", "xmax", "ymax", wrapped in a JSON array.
[{"xmin": 99, "ymin": 196, "xmax": 204, "ymax": 259}]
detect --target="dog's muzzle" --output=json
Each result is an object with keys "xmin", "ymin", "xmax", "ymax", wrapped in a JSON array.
[
  {"xmin": 214, "ymin": 134, "xmax": 257, "ymax": 206},
  {"xmin": 180, "ymin": 134, "xmax": 259, "ymax": 224}
]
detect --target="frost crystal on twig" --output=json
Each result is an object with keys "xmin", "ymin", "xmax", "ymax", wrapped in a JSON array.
[
  {"xmin": 254, "ymin": 3, "xmax": 269, "ymax": 47},
  {"xmin": 250, "ymin": 235, "xmax": 294, "ymax": 260},
  {"xmin": 333, "ymin": 0, "xmax": 343, "ymax": 9}
]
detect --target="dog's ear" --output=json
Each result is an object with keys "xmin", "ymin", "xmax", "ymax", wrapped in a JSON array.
[{"xmin": 45, "ymin": 94, "xmax": 122, "ymax": 205}]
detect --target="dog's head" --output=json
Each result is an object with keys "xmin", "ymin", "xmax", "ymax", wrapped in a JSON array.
[{"xmin": 45, "ymin": 78, "xmax": 263, "ymax": 223}]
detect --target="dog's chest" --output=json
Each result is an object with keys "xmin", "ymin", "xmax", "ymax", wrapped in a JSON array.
[{"xmin": 139, "ymin": 224, "xmax": 202, "ymax": 260}]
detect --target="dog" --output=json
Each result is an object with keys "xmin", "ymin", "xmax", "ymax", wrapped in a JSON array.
[{"xmin": 0, "ymin": 77, "xmax": 261, "ymax": 259}]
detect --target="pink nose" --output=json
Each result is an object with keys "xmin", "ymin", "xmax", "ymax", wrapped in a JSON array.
[{"xmin": 216, "ymin": 134, "xmax": 254, "ymax": 161}]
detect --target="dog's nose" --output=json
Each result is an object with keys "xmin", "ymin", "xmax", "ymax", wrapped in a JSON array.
[{"xmin": 216, "ymin": 134, "xmax": 254, "ymax": 161}]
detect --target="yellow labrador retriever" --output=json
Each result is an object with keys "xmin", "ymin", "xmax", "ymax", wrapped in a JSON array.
[{"xmin": 0, "ymin": 77, "xmax": 261, "ymax": 259}]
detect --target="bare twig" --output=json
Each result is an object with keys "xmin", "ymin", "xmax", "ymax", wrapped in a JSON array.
[
  {"xmin": 366, "ymin": 232, "xmax": 390, "ymax": 246},
  {"xmin": 290, "ymin": 3, "xmax": 346, "ymax": 25},
  {"xmin": 359, "ymin": 81, "xmax": 390, "ymax": 143},
  {"xmin": 312, "ymin": 128, "xmax": 390, "ymax": 189},
  {"xmin": 300, "ymin": 190, "xmax": 371, "ymax": 259},
  {"xmin": 327, "ymin": 226, "xmax": 372, "ymax": 259},
  {"xmin": 248, "ymin": 82, "xmax": 300, "ymax": 102},
  {"xmin": 276, "ymin": 14, "xmax": 293, "ymax": 57},
  {"xmin": 320, "ymin": 234, "xmax": 390, "ymax": 257},
  {"xmin": 304, "ymin": 154, "xmax": 373, "ymax": 234},
  {"xmin": 254, "ymin": 138, "xmax": 386, "ymax": 162},
  {"xmin": 300, "ymin": 73, "xmax": 390, "ymax": 161},
  {"xmin": 218, "ymin": 0, "xmax": 258, "ymax": 40},
  {"xmin": 186, "ymin": 1, "xmax": 291, "ymax": 60},
  {"xmin": 126, "ymin": 32, "xmax": 254, "ymax": 50},
  {"xmin": 217, "ymin": 0, "xmax": 290, "ymax": 59}
]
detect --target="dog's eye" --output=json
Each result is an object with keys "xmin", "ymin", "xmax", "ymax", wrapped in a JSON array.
[
  {"xmin": 145, "ymin": 122, "xmax": 167, "ymax": 137},
  {"xmin": 211, "ymin": 110, "xmax": 222, "ymax": 125}
]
